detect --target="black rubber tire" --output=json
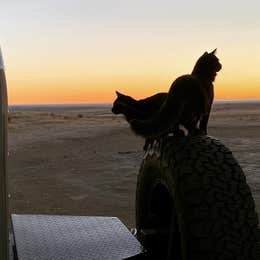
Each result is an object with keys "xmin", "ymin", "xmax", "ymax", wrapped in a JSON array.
[{"xmin": 136, "ymin": 135, "xmax": 259, "ymax": 260}]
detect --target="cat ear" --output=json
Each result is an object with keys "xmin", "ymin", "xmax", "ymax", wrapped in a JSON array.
[
  {"xmin": 115, "ymin": 90, "xmax": 122, "ymax": 97},
  {"xmin": 204, "ymin": 51, "xmax": 208, "ymax": 55},
  {"xmin": 211, "ymin": 48, "xmax": 217, "ymax": 55}
]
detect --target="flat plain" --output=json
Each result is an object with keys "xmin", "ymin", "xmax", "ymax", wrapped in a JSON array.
[{"xmin": 8, "ymin": 102, "xmax": 260, "ymax": 227}]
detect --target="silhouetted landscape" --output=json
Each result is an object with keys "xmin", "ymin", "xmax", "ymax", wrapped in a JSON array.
[{"xmin": 7, "ymin": 101, "xmax": 260, "ymax": 227}]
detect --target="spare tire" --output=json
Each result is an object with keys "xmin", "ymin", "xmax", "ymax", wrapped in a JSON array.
[{"xmin": 136, "ymin": 135, "xmax": 259, "ymax": 260}]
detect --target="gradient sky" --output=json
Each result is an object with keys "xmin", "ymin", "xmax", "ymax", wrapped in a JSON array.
[{"xmin": 1, "ymin": 0, "xmax": 260, "ymax": 104}]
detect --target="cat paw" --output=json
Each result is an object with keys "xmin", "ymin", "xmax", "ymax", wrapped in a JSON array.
[
  {"xmin": 174, "ymin": 129, "xmax": 186, "ymax": 137},
  {"xmin": 190, "ymin": 128, "xmax": 205, "ymax": 136}
]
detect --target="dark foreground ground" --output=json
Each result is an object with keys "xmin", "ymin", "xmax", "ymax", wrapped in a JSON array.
[{"xmin": 8, "ymin": 102, "xmax": 260, "ymax": 227}]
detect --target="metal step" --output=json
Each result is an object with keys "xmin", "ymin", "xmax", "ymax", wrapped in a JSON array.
[{"xmin": 12, "ymin": 214, "xmax": 144, "ymax": 260}]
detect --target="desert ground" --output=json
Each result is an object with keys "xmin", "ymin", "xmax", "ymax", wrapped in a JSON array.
[{"xmin": 7, "ymin": 101, "xmax": 260, "ymax": 228}]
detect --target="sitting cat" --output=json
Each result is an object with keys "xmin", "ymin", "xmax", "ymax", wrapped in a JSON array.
[
  {"xmin": 130, "ymin": 49, "xmax": 222, "ymax": 139},
  {"xmin": 112, "ymin": 91, "xmax": 167, "ymax": 122}
]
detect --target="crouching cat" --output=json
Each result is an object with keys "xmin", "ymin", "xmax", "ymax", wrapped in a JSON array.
[{"xmin": 130, "ymin": 49, "xmax": 222, "ymax": 139}]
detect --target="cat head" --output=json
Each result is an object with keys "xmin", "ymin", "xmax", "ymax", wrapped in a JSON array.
[
  {"xmin": 111, "ymin": 91, "xmax": 128, "ymax": 114},
  {"xmin": 192, "ymin": 49, "xmax": 222, "ymax": 81}
]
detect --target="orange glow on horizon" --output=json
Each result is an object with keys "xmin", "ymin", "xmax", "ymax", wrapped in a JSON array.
[
  {"xmin": 7, "ymin": 79, "xmax": 260, "ymax": 105},
  {"xmin": 8, "ymin": 72, "xmax": 260, "ymax": 105},
  {"xmin": 5, "ymin": 48, "xmax": 260, "ymax": 105}
]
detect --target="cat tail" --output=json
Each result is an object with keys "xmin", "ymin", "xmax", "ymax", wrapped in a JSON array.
[{"xmin": 130, "ymin": 100, "xmax": 185, "ymax": 139}]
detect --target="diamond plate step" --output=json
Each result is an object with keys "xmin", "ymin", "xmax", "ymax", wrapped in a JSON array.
[{"xmin": 12, "ymin": 214, "xmax": 144, "ymax": 260}]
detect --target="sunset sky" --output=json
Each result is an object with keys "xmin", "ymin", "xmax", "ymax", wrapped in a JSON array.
[{"xmin": 1, "ymin": 0, "xmax": 260, "ymax": 104}]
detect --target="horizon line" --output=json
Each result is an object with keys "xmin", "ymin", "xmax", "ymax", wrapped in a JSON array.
[{"xmin": 8, "ymin": 98, "xmax": 260, "ymax": 106}]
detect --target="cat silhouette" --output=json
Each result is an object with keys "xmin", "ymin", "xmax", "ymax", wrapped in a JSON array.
[
  {"xmin": 130, "ymin": 49, "xmax": 222, "ymax": 139},
  {"xmin": 112, "ymin": 91, "xmax": 166, "ymax": 122}
]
